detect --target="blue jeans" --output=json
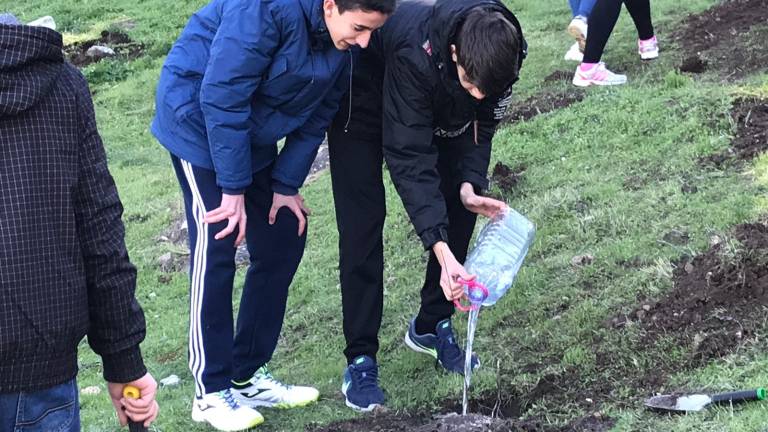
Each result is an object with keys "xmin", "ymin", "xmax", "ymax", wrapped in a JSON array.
[
  {"xmin": 0, "ymin": 379, "xmax": 80, "ymax": 432},
  {"xmin": 568, "ymin": 0, "xmax": 597, "ymax": 18}
]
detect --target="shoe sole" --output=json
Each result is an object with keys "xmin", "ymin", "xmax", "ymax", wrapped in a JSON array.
[
  {"xmin": 191, "ymin": 406, "xmax": 264, "ymax": 431},
  {"xmin": 567, "ymin": 23, "xmax": 586, "ymax": 51},
  {"xmin": 404, "ymin": 330, "xmax": 438, "ymax": 359},
  {"xmin": 233, "ymin": 391, "xmax": 319, "ymax": 409},
  {"xmin": 639, "ymin": 50, "xmax": 659, "ymax": 60},
  {"xmin": 341, "ymin": 384, "xmax": 382, "ymax": 412},
  {"xmin": 572, "ymin": 75, "xmax": 627, "ymax": 87},
  {"xmin": 235, "ymin": 396, "xmax": 319, "ymax": 409}
]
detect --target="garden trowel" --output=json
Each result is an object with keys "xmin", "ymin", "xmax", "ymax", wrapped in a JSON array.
[{"xmin": 645, "ymin": 388, "xmax": 766, "ymax": 412}]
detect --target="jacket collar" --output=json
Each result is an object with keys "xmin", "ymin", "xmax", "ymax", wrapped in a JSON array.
[{"xmin": 299, "ymin": 0, "xmax": 334, "ymax": 49}]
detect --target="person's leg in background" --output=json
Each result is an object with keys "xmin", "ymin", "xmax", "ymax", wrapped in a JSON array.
[
  {"xmin": 573, "ymin": 0, "xmax": 629, "ymax": 86},
  {"xmin": 230, "ymin": 163, "xmax": 318, "ymax": 410},
  {"xmin": 404, "ymin": 136, "xmax": 480, "ymax": 375},
  {"xmin": 624, "ymin": 0, "xmax": 658, "ymax": 59}
]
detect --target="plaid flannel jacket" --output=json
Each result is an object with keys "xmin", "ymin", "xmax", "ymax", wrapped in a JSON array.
[{"xmin": 0, "ymin": 23, "xmax": 146, "ymax": 392}]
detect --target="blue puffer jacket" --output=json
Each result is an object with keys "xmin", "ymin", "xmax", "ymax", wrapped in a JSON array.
[{"xmin": 151, "ymin": 0, "xmax": 350, "ymax": 195}]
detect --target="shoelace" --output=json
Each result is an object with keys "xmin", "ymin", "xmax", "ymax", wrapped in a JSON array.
[
  {"xmin": 437, "ymin": 330, "xmax": 465, "ymax": 368},
  {"xmin": 351, "ymin": 365, "xmax": 380, "ymax": 391},
  {"xmin": 257, "ymin": 365, "xmax": 291, "ymax": 391},
  {"xmin": 218, "ymin": 389, "xmax": 240, "ymax": 410}
]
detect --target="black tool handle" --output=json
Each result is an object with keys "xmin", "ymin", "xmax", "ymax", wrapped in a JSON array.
[
  {"xmin": 128, "ymin": 420, "xmax": 148, "ymax": 432},
  {"xmin": 711, "ymin": 389, "xmax": 765, "ymax": 404}
]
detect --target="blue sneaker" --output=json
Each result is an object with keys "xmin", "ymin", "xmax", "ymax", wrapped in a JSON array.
[
  {"xmin": 404, "ymin": 318, "xmax": 480, "ymax": 374},
  {"xmin": 342, "ymin": 355, "xmax": 384, "ymax": 412}
]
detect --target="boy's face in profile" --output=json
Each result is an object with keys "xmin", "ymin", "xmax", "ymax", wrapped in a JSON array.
[
  {"xmin": 323, "ymin": 0, "xmax": 388, "ymax": 50},
  {"xmin": 450, "ymin": 45, "xmax": 486, "ymax": 101}
]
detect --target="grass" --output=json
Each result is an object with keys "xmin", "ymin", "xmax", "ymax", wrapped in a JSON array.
[{"xmin": 3, "ymin": 0, "xmax": 768, "ymax": 431}]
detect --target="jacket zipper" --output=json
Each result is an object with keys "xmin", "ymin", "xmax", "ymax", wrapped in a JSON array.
[{"xmin": 344, "ymin": 50, "xmax": 353, "ymax": 133}]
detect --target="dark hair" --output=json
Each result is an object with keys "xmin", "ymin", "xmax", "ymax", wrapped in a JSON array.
[
  {"xmin": 336, "ymin": 0, "xmax": 396, "ymax": 15},
  {"xmin": 454, "ymin": 8, "xmax": 520, "ymax": 97}
]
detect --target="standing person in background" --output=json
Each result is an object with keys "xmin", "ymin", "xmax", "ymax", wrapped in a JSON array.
[
  {"xmin": 0, "ymin": 13, "xmax": 159, "ymax": 431},
  {"xmin": 572, "ymin": 0, "xmax": 658, "ymax": 86},
  {"xmin": 564, "ymin": 0, "xmax": 596, "ymax": 61},
  {"xmin": 151, "ymin": 0, "xmax": 392, "ymax": 429},
  {"xmin": 328, "ymin": 0, "xmax": 526, "ymax": 412}
]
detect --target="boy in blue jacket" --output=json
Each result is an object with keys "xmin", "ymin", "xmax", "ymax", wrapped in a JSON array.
[{"xmin": 151, "ymin": 0, "xmax": 392, "ymax": 429}]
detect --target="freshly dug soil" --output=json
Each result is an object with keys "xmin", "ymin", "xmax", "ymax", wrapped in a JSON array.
[
  {"xmin": 64, "ymin": 30, "xmax": 145, "ymax": 67},
  {"xmin": 700, "ymin": 98, "xmax": 768, "ymax": 167}
]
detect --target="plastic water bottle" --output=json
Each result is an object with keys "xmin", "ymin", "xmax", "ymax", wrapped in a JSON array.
[{"xmin": 464, "ymin": 207, "xmax": 535, "ymax": 306}]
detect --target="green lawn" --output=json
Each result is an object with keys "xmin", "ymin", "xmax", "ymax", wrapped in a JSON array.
[{"xmin": 3, "ymin": 0, "xmax": 768, "ymax": 430}]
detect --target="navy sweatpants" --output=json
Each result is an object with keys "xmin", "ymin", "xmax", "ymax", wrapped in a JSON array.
[{"xmin": 171, "ymin": 155, "xmax": 306, "ymax": 398}]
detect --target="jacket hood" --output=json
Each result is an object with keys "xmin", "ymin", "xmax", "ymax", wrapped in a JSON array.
[
  {"xmin": 429, "ymin": 0, "xmax": 526, "ymax": 84},
  {"xmin": 299, "ymin": 0, "xmax": 334, "ymax": 49},
  {"xmin": 0, "ymin": 24, "xmax": 64, "ymax": 116}
]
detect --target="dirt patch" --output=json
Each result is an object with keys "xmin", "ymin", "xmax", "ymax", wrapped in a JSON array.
[
  {"xmin": 700, "ymin": 98, "xmax": 768, "ymax": 167},
  {"xmin": 673, "ymin": 0, "xmax": 768, "ymax": 78},
  {"xmin": 614, "ymin": 220, "xmax": 768, "ymax": 365},
  {"xmin": 156, "ymin": 213, "xmax": 251, "ymax": 273},
  {"xmin": 490, "ymin": 162, "xmax": 526, "ymax": 195},
  {"xmin": 310, "ymin": 408, "xmax": 614, "ymax": 432},
  {"xmin": 543, "ymin": 70, "xmax": 573, "ymax": 84},
  {"xmin": 65, "ymin": 30, "xmax": 145, "ymax": 67},
  {"xmin": 679, "ymin": 54, "xmax": 708, "ymax": 74},
  {"xmin": 502, "ymin": 90, "xmax": 585, "ymax": 124},
  {"xmin": 311, "ymin": 373, "xmax": 615, "ymax": 432}
]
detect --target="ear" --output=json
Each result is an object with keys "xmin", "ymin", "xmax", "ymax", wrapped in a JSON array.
[
  {"xmin": 450, "ymin": 44, "xmax": 458, "ymax": 63},
  {"xmin": 323, "ymin": 0, "xmax": 336, "ymax": 16}
]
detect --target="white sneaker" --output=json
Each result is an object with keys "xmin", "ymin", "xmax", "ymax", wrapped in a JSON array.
[
  {"xmin": 231, "ymin": 365, "xmax": 319, "ymax": 409},
  {"xmin": 638, "ymin": 36, "xmax": 659, "ymax": 60},
  {"xmin": 191, "ymin": 389, "xmax": 264, "ymax": 431},
  {"xmin": 564, "ymin": 42, "xmax": 584, "ymax": 62},
  {"xmin": 572, "ymin": 63, "xmax": 627, "ymax": 87},
  {"xmin": 567, "ymin": 15, "xmax": 588, "ymax": 51}
]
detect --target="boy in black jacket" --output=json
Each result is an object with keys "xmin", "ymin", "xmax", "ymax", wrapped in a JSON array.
[
  {"xmin": 328, "ymin": 0, "xmax": 525, "ymax": 411},
  {"xmin": 0, "ymin": 16, "xmax": 158, "ymax": 430}
]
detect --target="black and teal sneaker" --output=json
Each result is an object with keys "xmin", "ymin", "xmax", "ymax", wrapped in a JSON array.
[
  {"xmin": 404, "ymin": 318, "xmax": 480, "ymax": 374},
  {"xmin": 342, "ymin": 355, "xmax": 384, "ymax": 412}
]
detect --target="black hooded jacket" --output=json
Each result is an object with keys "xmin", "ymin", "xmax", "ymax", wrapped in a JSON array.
[
  {"xmin": 337, "ymin": 0, "xmax": 526, "ymax": 249},
  {"xmin": 0, "ymin": 24, "xmax": 146, "ymax": 392}
]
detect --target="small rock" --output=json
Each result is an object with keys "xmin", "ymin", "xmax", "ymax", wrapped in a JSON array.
[
  {"xmin": 28, "ymin": 16, "xmax": 56, "ymax": 30},
  {"xmin": 684, "ymin": 262, "xmax": 694, "ymax": 274},
  {"xmin": 636, "ymin": 310, "xmax": 646, "ymax": 320},
  {"xmin": 570, "ymin": 254, "xmax": 594, "ymax": 267},
  {"xmin": 681, "ymin": 182, "xmax": 699, "ymax": 194},
  {"xmin": 234, "ymin": 243, "xmax": 250, "ymax": 267},
  {"xmin": 148, "ymin": 292, "xmax": 157, "ymax": 299},
  {"xmin": 160, "ymin": 374, "xmax": 181, "ymax": 387},
  {"xmin": 642, "ymin": 304, "xmax": 651, "ymax": 312},
  {"xmin": 662, "ymin": 230, "xmax": 690, "ymax": 245},
  {"xmin": 86, "ymin": 45, "xmax": 116, "ymax": 59},
  {"xmin": 709, "ymin": 235, "xmax": 723, "ymax": 246},
  {"xmin": 81, "ymin": 385, "xmax": 101, "ymax": 395},
  {"xmin": 114, "ymin": 19, "xmax": 137, "ymax": 31},
  {"xmin": 157, "ymin": 252, "xmax": 173, "ymax": 271},
  {"xmin": 585, "ymin": 398, "xmax": 593, "ymax": 403}
]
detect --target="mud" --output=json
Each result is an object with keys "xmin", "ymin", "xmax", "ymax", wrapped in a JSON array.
[
  {"xmin": 503, "ymin": 91, "xmax": 585, "ymax": 125},
  {"xmin": 673, "ymin": 0, "xmax": 768, "ymax": 78},
  {"xmin": 65, "ymin": 30, "xmax": 145, "ymax": 67},
  {"xmin": 701, "ymin": 98, "xmax": 768, "ymax": 167},
  {"xmin": 490, "ymin": 162, "xmax": 526, "ymax": 195},
  {"xmin": 615, "ymin": 220, "xmax": 768, "ymax": 365}
]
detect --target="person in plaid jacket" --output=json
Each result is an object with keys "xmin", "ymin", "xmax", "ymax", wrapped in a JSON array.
[{"xmin": 0, "ymin": 14, "xmax": 158, "ymax": 430}]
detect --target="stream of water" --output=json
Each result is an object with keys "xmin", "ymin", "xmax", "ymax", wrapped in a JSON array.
[{"xmin": 462, "ymin": 307, "xmax": 480, "ymax": 415}]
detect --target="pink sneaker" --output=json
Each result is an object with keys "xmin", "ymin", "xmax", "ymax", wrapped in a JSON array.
[
  {"xmin": 638, "ymin": 36, "xmax": 659, "ymax": 60},
  {"xmin": 572, "ymin": 63, "xmax": 627, "ymax": 87}
]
